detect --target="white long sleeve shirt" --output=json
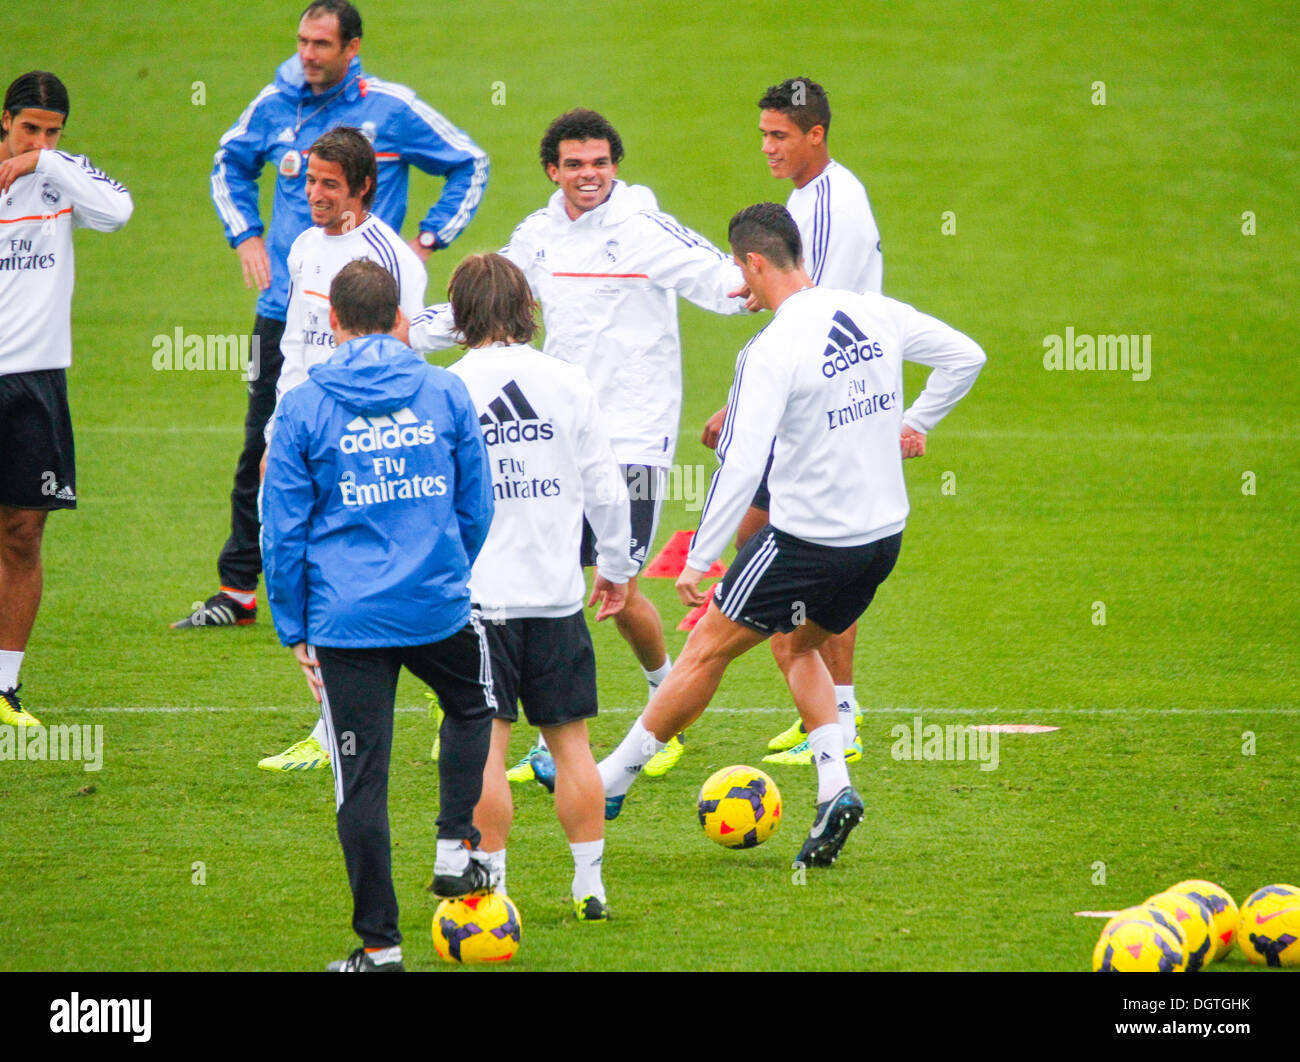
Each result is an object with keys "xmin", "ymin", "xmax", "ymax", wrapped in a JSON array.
[
  {"xmin": 276, "ymin": 213, "xmax": 427, "ymax": 400},
  {"xmin": 411, "ymin": 180, "xmax": 747, "ymax": 467},
  {"xmin": 688, "ymin": 286, "xmax": 985, "ymax": 570},
  {"xmin": 788, "ymin": 159, "xmax": 883, "ymax": 295},
  {"xmin": 449, "ymin": 343, "xmax": 636, "ymax": 619},
  {"xmin": 0, "ymin": 149, "xmax": 132, "ymax": 375}
]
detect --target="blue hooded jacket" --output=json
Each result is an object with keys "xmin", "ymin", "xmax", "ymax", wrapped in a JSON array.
[
  {"xmin": 210, "ymin": 55, "xmax": 489, "ymax": 319},
  {"xmin": 262, "ymin": 334, "xmax": 493, "ymax": 648}
]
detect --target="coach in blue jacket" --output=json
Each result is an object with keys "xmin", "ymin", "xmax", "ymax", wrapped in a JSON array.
[
  {"xmin": 179, "ymin": 0, "xmax": 489, "ymax": 630},
  {"xmin": 262, "ymin": 259, "xmax": 496, "ymax": 973}
]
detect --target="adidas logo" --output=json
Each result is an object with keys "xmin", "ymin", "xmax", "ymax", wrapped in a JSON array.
[
  {"xmin": 820, "ymin": 310, "xmax": 884, "ymax": 379},
  {"xmin": 339, "ymin": 407, "xmax": 438, "ymax": 454},
  {"xmin": 478, "ymin": 380, "xmax": 554, "ymax": 445}
]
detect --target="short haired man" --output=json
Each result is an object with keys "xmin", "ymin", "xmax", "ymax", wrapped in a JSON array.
[
  {"xmin": 702, "ymin": 77, "xmax": 887, "ymax": 767},
  {"xmin": 598, "ymin": 204, "xmax": 984, "ymax": 871},
  {"xmin": 0, "ymin": 71, "xmax": 132, "ymax": 725},
  {"xmin": 445, "ymin": 253, "xmax": 637, "ymax": 922},
  {"xmin": 184, "ymin": 0, "xmax": 488, "ymax": 629},
  {"xmin": 261, "ymin": 259, "xmax": 496, "ymax": 972},
  {"xmin": 251, "ymin": 126, "xmax": 428, "ymax": 771},
  {"xmin": 411, "ymin": 108, "xmax": 748, "ymax": 782}
]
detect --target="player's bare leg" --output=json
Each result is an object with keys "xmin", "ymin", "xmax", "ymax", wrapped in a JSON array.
[
  {"xmin": 768, "ymin": 620, "xmax": 839, "ymax": 737},
  {"xmin": 600, "ymin": 603, "xmax": 767, "ymax": 809},
  {"xmin": 818, "ymin": 623, "xmax": 855, "ymax": 687},
  {"xmin": 474, "ymin": 719, "xmax": 514, "ymax": 855},
  {"xmin": 543, "ymin": 720, "xmax": 603, "ymax": 844},
  {"xmin": 771, "ymin": 617, "xmax": 862, "ymax": 867},
  {"xmin": 543, "ymin": 719, "xmax": 609, "ymax": 918},
  {"xmin": 0, "ymin": 507, "xmax": 47, "ymax": 726},
  {"xmin": 618, "ymin": 572, "xmax": 686, "ymax": 777},
  {"xmin": 0, "ymin": 504, "xmax": 46, "ymax": 722},
  {"xmin": 0, "ymin": 507, "xmax": 46, "ymax": 652},
  {"xmin": 612, "ymin": 575, "xmax": 667, "ymax": 672}
]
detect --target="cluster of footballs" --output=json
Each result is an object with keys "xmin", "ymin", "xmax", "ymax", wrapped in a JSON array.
[{"xmin": 1093, "ymin": 879, "xmax": 1300, "ymax": 971}]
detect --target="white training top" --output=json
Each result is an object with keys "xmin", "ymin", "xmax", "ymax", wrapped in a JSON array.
[
  {"xmin": 687, "ymin": 286, "xmax": 985, "ymax": 570},
  {"xmin": 0, "ymin": 149, "xmax": 132, "ymax": 375},
  {"xmin": 276, "ymin": 213, "xmax": 427, "ymax": 401},
  {"xmin": 449, "ymin": 342, "xmax": 637, "ymax": 619},
  {"xmin": 787, "ymin": 159, "xmax": 882, "ymax": 295},
  {"xmin": 410, "ymin": 180, "xmax": 748, "ymax": 467}
]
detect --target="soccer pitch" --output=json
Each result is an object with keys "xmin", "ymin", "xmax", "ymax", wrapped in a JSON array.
[{"xmin": 2, "ymin": 0, "xmax": 1297, "ymax": 975}]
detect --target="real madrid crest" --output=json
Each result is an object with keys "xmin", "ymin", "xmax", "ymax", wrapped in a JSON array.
[
  {"xmin": 40, "ymin": 182, "xmax": 60, "ymax": 206},
  {"xmin": 279, "ymin": 149, "xmax": 302, "ymax": 178}
]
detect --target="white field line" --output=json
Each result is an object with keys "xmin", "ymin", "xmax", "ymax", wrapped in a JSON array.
[{"xmin": 57, "ymin": 705, "xmax": 1300, "ymax": 715}]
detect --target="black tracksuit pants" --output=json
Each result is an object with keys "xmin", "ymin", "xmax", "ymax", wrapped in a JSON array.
[
  {"xmin": 216, "ymin": 314, "xmax": 284, "ymax": 591},
  {"xmin": 316, "ymin": 620, "xmax": 496, "ymax": 949}
]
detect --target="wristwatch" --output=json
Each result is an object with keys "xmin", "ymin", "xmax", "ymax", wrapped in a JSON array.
[{"xmin": 417, "ymin": 231, "xmax": 437, "ymax": 251}]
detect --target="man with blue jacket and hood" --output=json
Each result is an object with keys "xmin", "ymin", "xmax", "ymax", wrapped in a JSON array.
[
  {"xmin": 182, "ymin": 0, "xmax": 488, "ymax": 630},
  {"xmin": 262, "ymin": 258, "xmax": 496, "ymax": 973}
]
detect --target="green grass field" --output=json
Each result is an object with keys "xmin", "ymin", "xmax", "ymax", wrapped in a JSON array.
[{"xmin": 2, "ymin": 0, "xmax": 1297, "ymax": 974}]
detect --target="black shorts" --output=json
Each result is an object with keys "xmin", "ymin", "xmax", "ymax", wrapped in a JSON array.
[
  {"xmin": 579, "ymin": 463, "xmax": 665, "ymax": 571},
  {"xmin": 750, "ymin": 447, "xmax": 775, "ymax": 512},
  {"xmin": 713, "ymin": 525, "xmax": 902, "ymax": 636},
  {"xmin": 480, "ymin": 609, "xmax": 598, "ymax": 727},
  {"xmin": 0, "ymin": 369, "xmax": 76, "ymax": 510}
]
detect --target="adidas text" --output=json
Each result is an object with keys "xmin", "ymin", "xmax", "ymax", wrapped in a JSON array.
[
  {"xmin": 481, "ymin": 420, "xmax": 554, "ymax": 445},
  {"xmin": 340, "ymin": 421, "xmax": 438, "ymax": 454}
]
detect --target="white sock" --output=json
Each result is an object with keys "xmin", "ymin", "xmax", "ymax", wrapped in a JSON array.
[
  {"xmin": 808, "ymin": 724, "xmax": 851, "ymax": 802},
  {"xmin": 535, "ymin": 733, "xmax": 549, "ymax": 752},
  {"xmin": 483, "ymin": 848, "xmax": 507, "ymax": 892},
  {"xmin": 644, "ymin": 657, "xmax": 672, "ymax": 692},
  {"xmin": 221, "ymin": 586, "xmax": 256, "ymax": 608},
  {"xmin": 0, "ymin": 650, "xmax": 23, "ymax": 691},
  {"xmin": 310, "ymin": 717, "xmax": 328, "ymax": 746},
  {"xmin": 434, "ymin": 839, "xmax": 469, "ymax": 874},
  {"xmin": 835, "ymin": 687, "xmax": 859, "ymax": 744},
  {"xmin": 570, "ymin": 839, "xmax": 605, "ymax": 902},
  {"xmin": 598, "ymin": 715, "xmax": 664, "ymax": 797},
  {"xmin": 365, "ymin": 945, "xmax": 402, "ymax": 965}
]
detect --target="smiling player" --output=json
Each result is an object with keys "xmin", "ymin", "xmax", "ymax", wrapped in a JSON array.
[{"xmin": 410, "ymin": 109, "xmax": 750, "ymax": 783}]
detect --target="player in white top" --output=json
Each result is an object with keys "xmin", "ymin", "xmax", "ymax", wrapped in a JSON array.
[
  {"xmin": 0, "ymin": 72, "xmax": 132, "ymax": 726},
  {"xmin": 251, "ymin": 126, "xmax": 429, "ymax": 772},
  {"xmin": 444, "ymin": 253, "xmax": 637, "ymax": 921},
  {"xmin": 700, "ymin": 77, "xmax": 887, "ymax": 767},
  {"xmin": 275, "ymin": 130, "xmax": 427, "ymax": 403},
  {"xmin": 599, "ymin": 204, "xmax": 984, "ymax": 870},
  {"xmin": 410, "ymin": 109, "xmax": 749, "ymax": 783}
]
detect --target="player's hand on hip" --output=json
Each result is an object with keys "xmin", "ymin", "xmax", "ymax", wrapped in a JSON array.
[
  {"xmin": 236, "ymin": 236, "xmax": 272, "ymax": 291},
  {"xmin": 900, "ymin": 425, "xmax": 927, "ymax": 459},
  {"xmin": 675, "ymin": 565, "xmax": 709, "ymax": 607},
  {"xmin": 0, "ymin": 149, "xmax": 40, "ymax": 194},
  {"xmin": 291, "ymin": 642, "xmax": 324, "ymax": 703},
  {"xmin": 407, "ymin": 236, "xmax": 433, "ymax": 264},
  {"xmin": 701, "ymin": 406, "xmax": 728, "ymax": 449},
  {"xmin": 588, "ymin": 574, "xmax": 628, "ymax": 621}
]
